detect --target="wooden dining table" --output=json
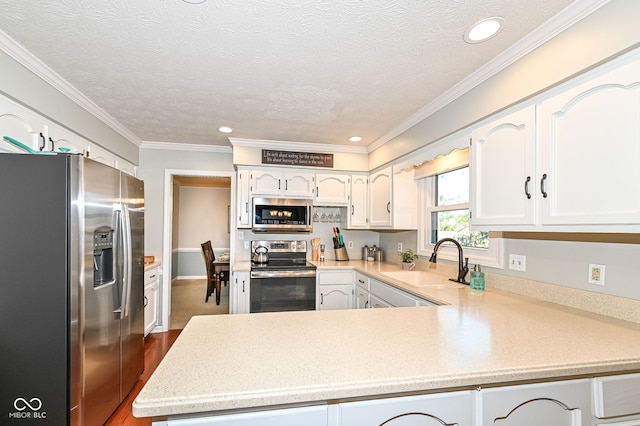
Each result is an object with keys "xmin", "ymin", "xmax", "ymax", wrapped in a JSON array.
[{"xmin": 211, "ymin": 259, "xmax": 230, "ymax": 305}]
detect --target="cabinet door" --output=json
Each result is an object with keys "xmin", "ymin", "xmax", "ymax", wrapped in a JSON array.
[
  {"xmin": 349, "ymin": 174, "xmax": 368, "ymax": 228},
  {"xmin": 250, "ymin": 170, "xmax": 283, "ymax": 196},
  {"xmin": 370, "ymin": 294, "xmax": 391, "ymax": 309},
  {"xmin": 236, "ymin": 170, "xmax": 251, "ymax": 228},
  {"xmin": 470, "ymin": 105, "xmax": 536, "ymax": 227},
  {"xmin": 318, "ymin": 284, "xmax": 353, "ymax": 310},
  {"xmin": 538, "ymin": 54, "xmax": 640, "ymax": 225},
  {"xmin": 315, "ymin": 173, "xmax": 350, "ymax": 205},
  {"xmin": 369, "ymin": 168, "xmax": 392, "ymax": 227},
  {"xmin": 355, "ymin": 285, "xmax": 369, "ymax": 309},
  {"xmin": 0, "ymin": 96, "xmax": 47, "ymax": 153},
  {"xmin": 284, "ymin": 172, "xmax": 314, "ymax": 197},
  {"xmin": 391, "ymin": 167, "xmax": 418, "ymax": 229},
  {"xmin": 340, "ymin": 391, "xmax": 472, "ymax": 426},
  {"xmin": 231, "ymin": 271, "xmax": 250, "ymax": 314},
  {"xmin": 480, "ymin": 379, "xmax": 591, "ymax": 426},
  {"xmin": 164, "ymin": 405, "xmax": 328, "ymax": 425},
  {"xmin": 48, "ymin": 122, "xmax": 88, "ymax": 155}
]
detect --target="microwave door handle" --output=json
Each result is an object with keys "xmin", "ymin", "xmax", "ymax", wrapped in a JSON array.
[{"xmin": 308, "ymin": 205, "xmax": 311, "ymax": 226}]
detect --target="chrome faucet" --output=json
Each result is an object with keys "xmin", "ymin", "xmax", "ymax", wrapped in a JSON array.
[{"xmin": 428, "ymin": 238, "xmax": 469, "ymax": 285}]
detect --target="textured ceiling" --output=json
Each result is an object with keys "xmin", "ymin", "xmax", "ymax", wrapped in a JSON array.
[{"xmin": 0, "ymin": 0, "xmax": 576, "ymax": 149}]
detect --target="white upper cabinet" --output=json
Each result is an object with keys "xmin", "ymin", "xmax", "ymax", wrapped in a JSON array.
[
  {"xmin": 470, "ymin": 48, "xmax": 640, "ymax": 232},
  {"xmin": 250, "ymin": 170, "xmax": 314, "ymax": 197},
  {"xmin": 236, "ymin": 169, "xmax": 251, "ymax": 228},
  {"xmin": 470, "ymin": 105, "xmax": 536, "ymax": 227},
  {"xmin": 368, "ymin": 166, "xmax": 418, "ymax": 229},
  {"xmin": 0, "ymin": 96, "xmax": 47, "ymax": 153},
  {"xmin": 368, "ymin": 167, "xmax": 392, "ymax": 227},
  {"xmin": 348, "ymin": 174, "xmax": 368, "ymax": 228},
  {"xmin": 537, "ymin": 52, "xmax": 640, "ymax": 227},
  {"xmin": 314, "ymin": 173, "xmax": 350, "ymax": 206}
]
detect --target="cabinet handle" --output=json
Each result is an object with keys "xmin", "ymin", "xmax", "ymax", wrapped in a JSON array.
[
  {"xmin": 316, "ymin": 186, "xmax": 319, "ymax": 197},
  {"xmin": 144, "ymin": 296, "xmax": 148, "ymax": 307},
  {"xmin": 320, "ymin": 293, "xmax": 324, "ymax": 305},
  {"xmin": 245, "ymin": 202, "xmax": 248, "ymax": 213},
  {"xmin": 38, "ymin": 133, "xmax": 46, "ymax": 151},
  {"xmin": 351, "ymin": 205, "xmax": 354, "ymax": 215},
  {"xmin": 386, "ymin": 202, "xmax": 390, "ymax": 213},
  {"xmin": 365, "ymin": 300, "xmax": 369, "ymax": 308},
  {"xmin": 242, "ymin": 280, "xmax": 245, "ymax": 292},
  {"xmin": 358, "ymin": 279, "xmax": 365, "ymax": 284},
  {"xmin": 540, "ymin": 173, "xmax": 548, "ymax": 198},
  {"xmin": 149, "ymin": 274, "xmax": 156, "ymax": 279},
  {"xmin": 524, "ymin": 176, "xmax": 531, "ymax": 199},
  {"xmin": 278, "ymin": 179, "xmax": 281, "ymax": 190}
]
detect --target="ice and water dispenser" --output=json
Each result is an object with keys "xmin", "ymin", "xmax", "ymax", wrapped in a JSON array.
[{"xmin": 93, "ymin": 227, "xmax": 114, "ymax": 288}]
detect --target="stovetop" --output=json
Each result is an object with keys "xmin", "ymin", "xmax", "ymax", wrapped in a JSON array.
[
  {"xmin": 250, "ymin": 240, "xmax": 316, "ymax": 271},
  {"xmin": 251, "ymin": 258, "xmax": 316, "ymax": 271}
]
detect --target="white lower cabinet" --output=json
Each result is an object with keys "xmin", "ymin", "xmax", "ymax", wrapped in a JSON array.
[
  {"xmin": 158, "ymin": 405, "xmax": 328, "ymax": 425},
  {"xmin": 231, "ymin": 271, "xmax": 250, "ymax": 314},
  {"xmin": 479, "ymin": 379, "xmax": 591, "ymax": 426},
  {"xmin": 339, "ymin": 391, "xmax": 472, "ymax": 426},
  {"xmin": 592, "ymin": 373, "xmax": 640, "ymax": 422},
  {"xmin": 370, "ymin": 293, "xmax": 392, "ymax": 309},
  {"xmin": 355, "ymin": 285, "xmax": 370, "ymax": 309},
  {"xmin": 317, "ymin": 271, "xmax": 354, "ymax": 311},
  {"xmin": 144, "ymin": 266, "xmax": 159, "ymax": 336}
]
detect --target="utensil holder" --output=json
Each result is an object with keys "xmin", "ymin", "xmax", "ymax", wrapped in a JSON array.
[{"xmin": 334, "ymin": 246, "xmax": 349, "ymax": 261}]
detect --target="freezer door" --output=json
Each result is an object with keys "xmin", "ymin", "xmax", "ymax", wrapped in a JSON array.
[
  {"xmin": 119, "ymin": 172, "xmax": 145, "ymax": 400},
  {"xmin": 82, "ymin": 159, "xmax": 122, "ymax": 426}
]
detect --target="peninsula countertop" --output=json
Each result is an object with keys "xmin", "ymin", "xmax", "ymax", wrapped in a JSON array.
[{"xmin": 133, "ymin": 262, "xmax": 640, "ymax": 419}]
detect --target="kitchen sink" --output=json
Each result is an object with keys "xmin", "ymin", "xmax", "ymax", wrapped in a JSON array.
[{"xmin": 380, "ymin": 271, "xmax": 464, "ymax": 289}]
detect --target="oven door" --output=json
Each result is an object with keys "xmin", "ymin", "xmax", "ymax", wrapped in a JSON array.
[{"xmin": 250, "ymin": 270, "xmax": 316, "ymax": 313}]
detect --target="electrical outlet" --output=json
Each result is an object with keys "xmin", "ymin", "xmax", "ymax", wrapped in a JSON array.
[
  {"xmin": 398, "ymin": 243, "xmax": 403, "ymax": 253},
  {"xmin": 243, "ymin": 241, "xmax": 250, "ymax": 250},
  {"xmin": 238, "ymin": 231, "xmax": 244, "ymax": 240},
  {"xmin": 509, "ymin": 254, "xmax": 526, "ymax": 272},
  {"xmin": 588, "ymin": 263, "xmax": 605, "ymax": 285},
  {"xmin": 348, "ymin": 240, "xmax": 354, "ymax": 249}
]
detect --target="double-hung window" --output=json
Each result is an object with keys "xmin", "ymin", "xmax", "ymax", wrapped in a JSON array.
[{"xmin": 417, "ymin": 146, "xmax": 503, "ymax": 268}]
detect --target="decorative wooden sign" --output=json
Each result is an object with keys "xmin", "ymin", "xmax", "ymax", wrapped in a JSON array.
[{"xmin": 261, "ymin": 149, "xmax": 334, "ymax": 168}]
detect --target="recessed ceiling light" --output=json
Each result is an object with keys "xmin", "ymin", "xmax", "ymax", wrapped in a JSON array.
[
  {"xmin": 218, "ymin": 126, "xmax": 233, "ymax": 134},
  {"xmin": 348, "ymin": 136, "xmax": 362, "ymax": 143},
  {"xmin": 181, "ymin": 0, "xmax": 206, "ymax": 4},
  {"xmin": 464, "ymin": 17, "xmax": 504, "ymax": 44}
]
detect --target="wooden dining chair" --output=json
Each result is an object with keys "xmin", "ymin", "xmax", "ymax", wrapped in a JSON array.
[{"xmin": 201, "ymin": 240, "xmax": 216, "ymax": 302}]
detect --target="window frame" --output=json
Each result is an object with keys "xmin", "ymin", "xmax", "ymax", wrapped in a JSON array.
[{"xmin": 417, "ymin": 169, "xmax": 504, "ymax": 269}]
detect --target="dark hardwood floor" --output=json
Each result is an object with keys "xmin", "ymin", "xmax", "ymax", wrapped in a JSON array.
[{"xmin": 105, "ymin": 330, "xmax": 181, "ymax": 425}]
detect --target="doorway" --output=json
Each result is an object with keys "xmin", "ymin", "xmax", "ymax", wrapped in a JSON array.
[{"xmin": 161, "ymin": 169, "xmax": 236, "ymax": 331}]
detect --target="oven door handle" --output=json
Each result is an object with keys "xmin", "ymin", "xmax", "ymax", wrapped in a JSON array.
[{"xmin": 251, "ymin": 270, "xmax": 317, "ymax": 279}]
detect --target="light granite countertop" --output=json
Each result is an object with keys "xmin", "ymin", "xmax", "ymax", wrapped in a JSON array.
[{"xmin": 133, "ymin": 261, "xmax": 640, "ymax": 419}]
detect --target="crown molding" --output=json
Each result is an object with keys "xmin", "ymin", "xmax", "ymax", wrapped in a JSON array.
[
  {"xmin": 0, "ymin": 29, "xmax": 142, "ymax": 147},
  {"xmin": 141, "ymin": 140, "xmax": 233, "ymax": 153},
  {"xmin": 366, "ymin": 0, "xmax": 611, "ymax": 153},
  {"xmin": 229, "ymin": 137, "xmax": 368, "ymax": 154}
]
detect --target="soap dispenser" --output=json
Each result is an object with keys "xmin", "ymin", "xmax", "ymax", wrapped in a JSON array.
[{"xmin": 470, "ymin": 264, "xmax": 485, "ymax": 290}]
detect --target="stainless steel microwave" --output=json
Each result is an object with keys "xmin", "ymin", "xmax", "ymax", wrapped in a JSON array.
[{"xmin": 252, "ymin": 197, "xmax": 313, "ymax": 233}]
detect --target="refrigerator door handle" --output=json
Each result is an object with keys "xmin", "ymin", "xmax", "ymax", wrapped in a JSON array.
[
  {"xmin": 113, "ymin": 206, "xmax": 124, "ymax": 319},
  {"xmin": 121, "ymin": 203, "xmax": 133, "ymax": 318}
]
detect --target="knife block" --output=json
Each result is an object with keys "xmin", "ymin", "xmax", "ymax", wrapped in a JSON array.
[{"xmin": 334, "ymin": 246, "xmax": 349, "ymax": 261}]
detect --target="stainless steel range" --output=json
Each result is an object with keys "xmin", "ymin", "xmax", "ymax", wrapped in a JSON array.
[{"xmin": 250, "ymin": 240, "xmax": 317, "ymax": 313}]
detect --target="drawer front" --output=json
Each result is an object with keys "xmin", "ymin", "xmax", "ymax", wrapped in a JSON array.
[
  {"xmin": 370, "ymin": 279, "xmax": 417, "ymax": 307},
  {"xmin": 355, "ymin": 272, "xmax": 369, "ymax": 290},
  {"xmin": 145, "ymin": 267, "xmax": 159, "ymax": 284},
  {"xmin": 593, "ymin": 373, "xmax": 640, "ymax": 418},
  {"xmin": 318, "ymin": 270, "xmax": 354, "ymax": 285}
]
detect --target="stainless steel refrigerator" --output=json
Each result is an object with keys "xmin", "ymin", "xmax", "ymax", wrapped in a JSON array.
[{"xmin": 0, "ymin": 153, "xmax": 145, "ymax": 426}]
